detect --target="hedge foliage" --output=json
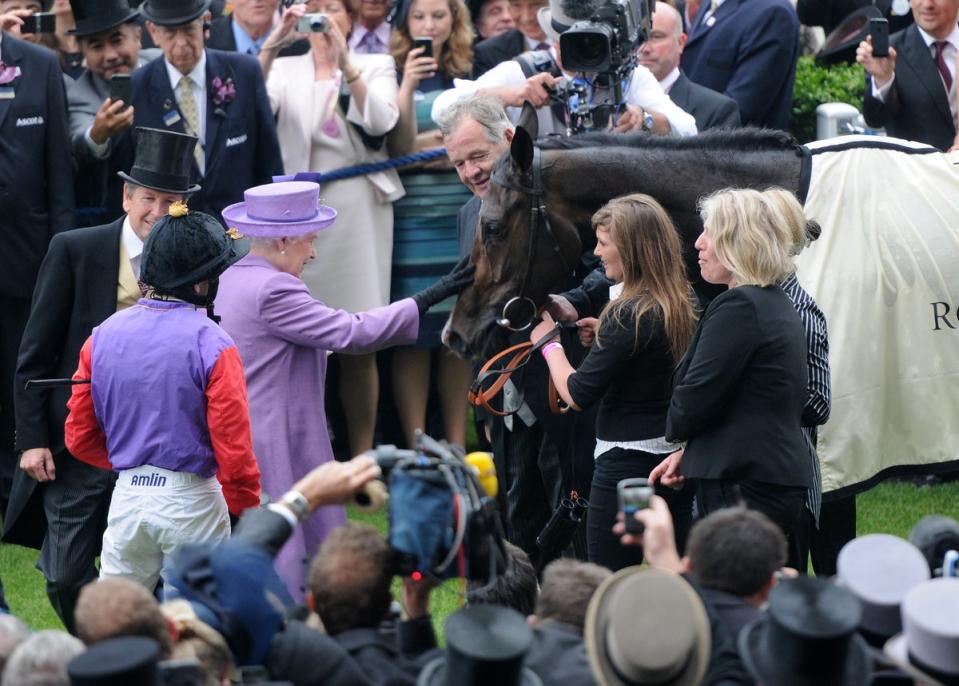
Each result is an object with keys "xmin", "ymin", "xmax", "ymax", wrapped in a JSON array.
[{"xmin": 790, "ymin": 56, "xmax": 866, "ymax": 143}]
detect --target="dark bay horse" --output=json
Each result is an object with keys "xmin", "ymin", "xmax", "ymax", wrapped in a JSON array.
[{"xmin": 444, "ymin": 110, "xmax": 810, "ymax": 358}]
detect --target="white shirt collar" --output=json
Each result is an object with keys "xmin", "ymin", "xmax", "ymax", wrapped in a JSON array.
[
  {"xmin": 348, "ymin": 21, "xmax": 391, "ymax": 50},
  {"xmin": 163, "ymin": 50, "xmax": 207, "ymax": 93},
  {"xmin": 525, "ymin": 35, "xmax": 549, "ymax": 50},
  {"xmin": 609, "ymin": 282, "xmax": 624, "ymax": 300},
  {"xmin": 916, "ymin": 22, "xmax": 959, "ymax": 51},
  {"xmin": 660, "ymin": 66, "xmax": 681, "ymax": 93},
  {"xmin": 122, "ymin": 214, "xmax": 145, "ymax": 262}
]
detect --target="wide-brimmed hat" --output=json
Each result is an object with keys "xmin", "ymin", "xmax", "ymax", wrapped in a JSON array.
[
  {"xmin": 69, "ymin": 0, "xmax": 139, "ymax": 36},
  {"xmin": 536, "ymin": 0, "xmax": 594, "ymax": 46},
  {"xmin": 837, "ymin": 534, "xmax": 931, "ymax": 647},
  {"xmin": 909, "ymin": 515, "xmax": 959, "ymax": 577},
  {"xmin": 739, "ymin": 576, "xmax": 871, "ymax": 686},
  {"xmin": 816, "ymin": 6, "xmax": 882, "ymax": 65},
  {"xmin": 884, "ymin": 578, "xmax": 959, "ymax": 686},
  {"xmin": 139, "ymin": 0, "xmax": 211, "ymax": 26},
  {"xmin": 118, "ymin": 127, "xmax": 201, "ymax": 195},
  {"xmin": 584, "ymin": 567, "xmax": 710, "ymax": 686},
  {"xmin": 68, "ymin": 636, "xmax": 161, "ymax": 685},
  {"xmin": 417, "ymin": 605, "xmax": 542, "ymax": 686},
  {"xmin": 221, "ymin": 181, "xmax": 337, "ymax": 238}
]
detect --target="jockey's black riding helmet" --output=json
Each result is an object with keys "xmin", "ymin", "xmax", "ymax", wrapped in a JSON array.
[{"xmin": 141, "ymin": 201, "xmax": 249, "ymax": 311}]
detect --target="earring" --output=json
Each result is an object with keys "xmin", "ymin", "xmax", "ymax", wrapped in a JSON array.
[{"xmin": 281, "ymin": 249, "xmax": 287, "ymax": 255}]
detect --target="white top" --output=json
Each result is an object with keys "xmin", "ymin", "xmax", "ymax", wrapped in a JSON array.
[
  {"xmin": 872, "ymin": 23, "xmax": 958, "ymax": 128},
  {"xmin": 121, "ymin": 215, "xmax": 145, "ymax": 279},
  {"xmin": 430, "ymin": 48, "xmax": 697, "ymax": 136},
  {"xmin": 164, "ymin": 52, "xmax": 208, "ymax": 172}
]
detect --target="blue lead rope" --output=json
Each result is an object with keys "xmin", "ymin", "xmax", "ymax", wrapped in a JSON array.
[{"xmin": 273, "ymin": 147, "xmax": 448, "ymax": 184}]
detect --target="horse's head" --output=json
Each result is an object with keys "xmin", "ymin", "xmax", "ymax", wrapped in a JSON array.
[{"xmin": 446, "ymin": 113, "xmax": 585, "ymax": 359}]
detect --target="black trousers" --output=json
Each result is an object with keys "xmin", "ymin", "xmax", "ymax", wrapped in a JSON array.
[
  {"xmin": 697, "ymin": 478, "xmax": 807, "ymax": 543},
  {"xmin": 787, "ymin": 494, "xmax": 857, "ymax": 575},
  {"xmin": 0, "ymin": 296, "xmax": 31, "ymax": 510},
  {"xmin": 38, "ymin": 450, "xmax": 115, "ymax": 634},
  {"xmin": 587, "ymin": 447, "xmax": 694, "ymax": 572}
]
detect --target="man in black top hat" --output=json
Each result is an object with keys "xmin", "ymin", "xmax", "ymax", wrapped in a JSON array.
[
  {"xmin": 66, "ymin": 0, "xmax": 161, "ymax": 227},
  {"xmin": 3, "ymin": 127, "xmax": 198, "ymax": 635},
  {"xmin": 121, "ymin": 0, "xmax": 283, "ymax": 219}
]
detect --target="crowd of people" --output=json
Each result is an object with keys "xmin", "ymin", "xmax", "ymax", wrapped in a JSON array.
[{"xmin": 0, "ymin": 0, "xmax": 958, "ymax": 682}]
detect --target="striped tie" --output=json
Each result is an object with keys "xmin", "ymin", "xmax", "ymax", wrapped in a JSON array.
[{"xmin": 178, "ymin": 76, "xmax": 203, "ymax": 170}]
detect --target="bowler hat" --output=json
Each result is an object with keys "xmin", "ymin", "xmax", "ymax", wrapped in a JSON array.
[
  {"xmin": 68, "ymin": 636, "xmax": 160, "ymax": 686},
  {"xmin": 69, "ymin": 0, "xmax": 139, "ymax": 36},
  {"xmin": 884, "ymin": 578, "xmax": 959, "ymax": 686},
  {"xmin": 221, "ymin": 181, "xmax": 337, "ymax": 238},
  {"xmin": 118, "ymin": 127, "xmax": 201, "ymax": 195},
  {"xmin": 584, "ymin": 567, "xmax": 710, "ymax": 686},
  {"xmin": 816, "ymin": 6, "xmax": 883, "ymax": 65},
  {"xmin": 139, "ymin": 0, "xmax": 211, "ymax": 26},
  {"xmin": 417, "ymin": 605, "xmax": 542, "ymax": 686},
  {"xmin": 739, "ymin": 576, "xmax": 871, "ymax": 686},
  {"xmin": 837, "ymin": 534, "xmax": 930, "ymax": 646}
]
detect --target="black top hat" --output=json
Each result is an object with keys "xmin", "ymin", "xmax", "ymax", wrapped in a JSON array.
[
  {"xmin": 139, "ymin": 0, "xmax": 211, "ymax": 26},
  {"xmin": 417, "ymin": 606, "xmax": 542, "ymax": 686},
  {"xmin": 816, "ymin": 6, "xmax": 883, "ymax": 65},
  {"xmin": 68, "ymin": 636, "xmax": 160, "ymax": 686},
  {"xmin": 68, "ymin": 0, "xmax": 139, "ymax": 36},
  {"xmin": 739, "ymin": 577, "xmax": 871, "ymax": 686},
  {"xmin": 118, "ymin": 127, "xmax": 201, "ymax": 195}
]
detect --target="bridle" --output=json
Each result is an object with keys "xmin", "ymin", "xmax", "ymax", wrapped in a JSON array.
[{"xmin": 488, "ymin": 146, "xmax": 575, "ymax": 332}]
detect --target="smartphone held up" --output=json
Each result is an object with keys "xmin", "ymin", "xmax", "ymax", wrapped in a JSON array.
[{"xmin": 618, "ymin": 478, "xmax": 653, "ymax": 535}]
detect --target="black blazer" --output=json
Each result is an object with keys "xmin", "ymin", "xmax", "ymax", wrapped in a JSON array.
[
  {"xmin": 472, "ymin": 28, "xmax": 526, "ymax": 77},
  {"xmin": 206, "ymin": 15, "xmax": 309, "ymax": 58},
  {"xmin": 121, "ymin": 49, "xmax": 284, "ymax": 219},
  {"xmin": 668, "ymin": 71, "xmax": 741, "ymax": 131},
  {"xmin": 4, "ymin": 219, "xmax": 124, "ymax": 548},
  {"xmin": 862, "ymin": 24, "xmax": 957, "ymax": 151},
  {"xmin": 0, "ymin": 33, "xmax": 75, "ymax": 299},
  {"xmin": 666, "ymin": 286, "xmax": 813, "ymax": 487},
  {"xmin": 680, "ymin": 0, "xmax": 799, "ymax": 130}
]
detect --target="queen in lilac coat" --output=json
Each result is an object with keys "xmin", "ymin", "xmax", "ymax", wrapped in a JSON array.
[{"xmin": 216, "ymin": 182, "xmax": 422, "ymax": 600}]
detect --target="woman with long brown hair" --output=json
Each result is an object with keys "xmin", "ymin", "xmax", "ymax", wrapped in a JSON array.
[{"xmin": 531, "ymin": 193, "xmax": 697, "ymax": 571}]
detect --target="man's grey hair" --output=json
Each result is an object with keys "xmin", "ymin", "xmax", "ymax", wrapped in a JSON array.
[
  {"xmin": 1, "ymin": 630, "xmax": 85, "ymax": 686},
  {"xmin": 437, "ymin": 95, "xmax": 513, "ymax": 143},
  {"xmin": 0, "ymin": 616, "xmax": 30, "ymax": 674}
]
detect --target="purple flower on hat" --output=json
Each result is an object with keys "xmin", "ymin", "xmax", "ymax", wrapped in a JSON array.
[
  {"xmin": 211, "ymin": 76, "xmax": 236, "ymax": 106},
  {"xmin": 0, "ymin": 62, "xmax": 22, "ymax": 85}
]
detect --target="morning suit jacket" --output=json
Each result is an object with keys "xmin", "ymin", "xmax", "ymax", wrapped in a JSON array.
[
  {"xmin": 206, "ymin": 15, "xmax": 308, "ymax": 58},
  {"xmin": 3, "ymin": 219, "xmax": 129, "ymax": 547},
  {"xmin": 0, "ymin": 33, "xmax": 75, "ymax": 300},
  {"xmin": 862, "ymin": 24, "xmax": 957, "ymax": 151},
  {"xmin": 472, "ymin": 28, "xmax": 526, "ymax": 78},
  {"xmin": 524, "ymin": 623, "xmax": 596, "ymax": 685},
  {"xmin": 666, "ymin": 286, "xmax": 813, "ymax": 488},
  {"xmin": 668, "ymin": 71, "xmax": 741, "ymax": 131},
  {"xmin": 123, "ymin": 49, "xmax": 284, "ymax": 219},
  {"xmin": 680, "ymin": 0, "xmax": 799, "ymax": 130}
]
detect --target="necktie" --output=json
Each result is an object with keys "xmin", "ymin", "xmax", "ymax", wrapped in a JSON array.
[
  {"xmin": 535, "ymin": 41, "xmax": 549, "ymax": 52},
  {"xmin": 934, "ymin": 41, "xmax": 953, "ymax": 94},
  {"xmin": 358, "ymin": 31, "xmax": 381, "ymax": 54},
  {"xmin": 178, "ymin": 76, "xmax": 204, "ymax": 170}
]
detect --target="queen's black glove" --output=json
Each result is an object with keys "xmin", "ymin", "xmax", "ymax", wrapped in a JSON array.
[{"xmin": 411, "ymin": 256, "xmax": 475, "ymax": 315}]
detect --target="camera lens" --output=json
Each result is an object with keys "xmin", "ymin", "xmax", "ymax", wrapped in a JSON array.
[{"xmin": 561, "ymin": 27, "xmax": 613, "ymax": 72}]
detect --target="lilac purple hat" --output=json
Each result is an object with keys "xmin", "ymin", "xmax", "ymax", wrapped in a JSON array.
[{"xmin": 221, "ymin": 181, "xmax": 337, "ymax": 238}]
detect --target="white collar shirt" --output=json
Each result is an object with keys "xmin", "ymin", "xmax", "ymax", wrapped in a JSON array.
[{"xmin": 122, "ymin": 214, "xmax": 145, "ymax": 279}]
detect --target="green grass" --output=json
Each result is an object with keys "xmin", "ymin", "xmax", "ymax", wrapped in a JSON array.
[{"xmin": 3, "ymin": 482, "xmax": 957, "ymax": 631}]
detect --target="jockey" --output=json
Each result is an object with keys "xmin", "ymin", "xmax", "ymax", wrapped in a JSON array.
[{"xmin": 64, "ymin": 202, "xmax": 262, "ymax": 591}]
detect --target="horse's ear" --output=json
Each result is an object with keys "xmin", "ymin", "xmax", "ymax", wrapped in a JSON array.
[
  {"xmin": 511, "ymin": 126, "xmax": 534, "ymax": 174},
  {"xmin": 518, "ymin": 102, "xmax": 538, "ymax": 139}
]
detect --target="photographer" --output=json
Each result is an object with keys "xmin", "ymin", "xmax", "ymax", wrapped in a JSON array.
[{"xmin": 432, "ymin": 0, "xmax": 697, "ymax": 135}]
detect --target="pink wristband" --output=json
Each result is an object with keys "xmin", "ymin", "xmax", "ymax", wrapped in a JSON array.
[{"xmin": 541, "ymin": 341, "xmax": 563, "ymax": 359}]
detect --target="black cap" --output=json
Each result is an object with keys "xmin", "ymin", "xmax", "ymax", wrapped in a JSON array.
[
  {"xmin": 141, "ymin": 205, "xmax": 249, "ymax": 290},
  {"xmin": 816, "ymin": 6, "xmax": 883, "ymax": 65},
  {"xmin": 68, "ymin": 636, "xmax": 160, "ymax": 686},
  {"xmin": 139, "ymin": 0, "xmax": 211, "ymax": 26},
  {"xmin": 68, "ymin": 0, "xmax": 139, "ymax": 36},
  {"xmin": 118, "ymin": 127, "xmax": 201, "ymax": 195}
]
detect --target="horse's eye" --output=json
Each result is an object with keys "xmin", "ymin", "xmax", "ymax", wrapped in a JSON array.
[{"xmin": 483, "ymin": 221, "xmax": 500, "ymax": 238}]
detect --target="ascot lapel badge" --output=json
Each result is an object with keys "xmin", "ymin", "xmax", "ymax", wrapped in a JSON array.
[{"xmin": 163, "ymin": 99, "xmax": 182, "ymax": 127}]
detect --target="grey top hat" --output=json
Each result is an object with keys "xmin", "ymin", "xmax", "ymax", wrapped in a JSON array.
[
  {"xmin": 139, "ymin": 0, "xmax": 211, "ymax": 26},
  {"xmin": 837, "ymin": 534, "xmax": 931, "ymax": 645},
  {"xmin": 884, "ymin": 578, "xmax": 959, "ymax": 686}
]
